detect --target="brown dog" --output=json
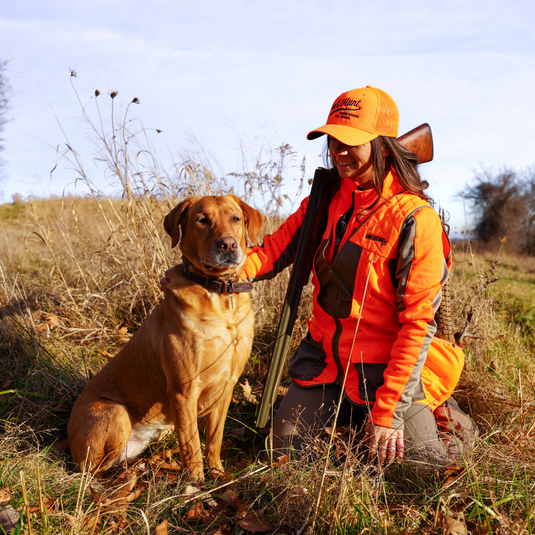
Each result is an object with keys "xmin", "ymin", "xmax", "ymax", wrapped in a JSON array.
[{"xmin": 67, "ymin": 195, "xmax": 263, "ymax": 479}]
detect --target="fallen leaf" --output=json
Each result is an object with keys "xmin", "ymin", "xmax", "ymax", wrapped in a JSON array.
[
  {"xmin": 436, "ymin": 509, "xmax": 467, "ymax": 535},
  {"xmin": 239, "ymin": 509, "xmax": 271, "ymax": 533},
  {"xmin": 252, "ymin": 354, "xmax": 270, "ymax": 381},
  {"xmin": 0, "ymin": 488, "xmax": 11, "ymax": 505},
  {"xmin": 209, "ymin": 467, "xmax": 232, "ymax": 481},
  {"xmin": 150, "ymin": 452, "xmax": 164, "ymax": 464},
  {"xmin": 219, "ymin": 491, "xmax": 240, "ymax": 508},
  {"xmin": 125, "ymin": 488, "xmax": 144, "ymax": 502},
  {"xmin": 160, "ymin": 461, "xmax": 181, "ymax": 471},
  {"xmin": 109, "ymin": 467, "xmax": 138, "ymax": 492},
  {"xmin": 0, "ymin": 506, "xmax": 19, "ymax": 533},
  {"xmin": 37, "ymin": 313, "xmax": 59, "ymax": 333},
  {"xmin": 441, "ymin": 466, "xmax": 467, "ymax": 488},
  {"xmin": 181, "ymin": 484, "xmax": 201, "ymax": 497},
  {"xmin": 46, "ymin": 498, "xmax": 58, "ymax": 512},
  {"xmin": 218, "ymin": 491, "xmax": 249, "ymax": 519},
  {"xmin": 472, "ymin": 523, "xmax": 492, "ymax": 535},
  {"xmin": 240, "ymin": 379, "xmax": 257, "ymax": 404},
  {"xmin": 115, "ymin": 515, "xmax": 129, "ymax": 529},
  {"xmin": 231, "ymin": 427, "xmax": 245, "ymax": 437},
  {"xmin": 27, "ymin": 500, "xmax": 58, "ymax": 514},
  {"xmin": 234, "ymin": 459, "xmax": 250, "ymax": 471},
  {"xmin": 155, "ymin": 519, "xmax": 168, "ymax": 535},
  {"xmin": 235, "ymin": 501, "xmax": 249, "ymax": 520},
  {"xmin": 272, "ymin": 454, "xmax": 289, "ymax": 468},
  {"xmin": 204, "ymin": 527, "xmax": 227, "ymax": 535},
  {"xmin": 184, "ymin": 502, "xmax": 203, "ymax": 522},
  {"xmin": 100, "ymin": 467, "xmax": 140, "ymax": 506}
]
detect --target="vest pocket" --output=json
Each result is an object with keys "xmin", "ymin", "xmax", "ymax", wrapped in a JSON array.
[
  {"xmin": 354, "ymin": 362, "xmax": 388, "ymax": 403},
  {"xmin": 288, "ymin": 332, "xmax": 327, "ymax": 381}
]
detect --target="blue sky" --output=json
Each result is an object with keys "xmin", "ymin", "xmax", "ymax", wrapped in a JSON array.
[{"xmin": 1, "ymin": 0, "xmax": 534, "ymax": 233}]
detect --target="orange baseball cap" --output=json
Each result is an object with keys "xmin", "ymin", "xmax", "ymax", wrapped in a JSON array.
[{"xmin": 307, "ymin": 86, "xmax": 399, "ymax": 145}]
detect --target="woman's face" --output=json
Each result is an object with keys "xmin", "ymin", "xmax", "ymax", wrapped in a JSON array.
[{"xmin": 329, "ymin": 137, "xmax": 374, "ymax": 189}]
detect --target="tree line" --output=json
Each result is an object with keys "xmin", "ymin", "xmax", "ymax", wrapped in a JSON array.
[{"xmin": 464, "ymin": 166, "xmax": 535, "ymax": 255}]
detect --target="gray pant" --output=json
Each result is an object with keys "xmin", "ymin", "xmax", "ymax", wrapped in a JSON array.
[{"xmin": 272, "ymin": 382, "xmax": 449, "ymax": 462}]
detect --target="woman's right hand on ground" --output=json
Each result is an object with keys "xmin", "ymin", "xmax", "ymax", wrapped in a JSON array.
[{"xmin": 365, "ymin": 421, "xmax": 404, "ymax": 464}]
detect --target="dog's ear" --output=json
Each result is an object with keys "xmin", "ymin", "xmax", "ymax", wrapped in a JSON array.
[
  {"xmin": 229, "ymin": 196, "xmax": 264, "ymax": 245},
  {"xmin": 164, "ymin": 198, "xmax": 197, "ymax": 248}
]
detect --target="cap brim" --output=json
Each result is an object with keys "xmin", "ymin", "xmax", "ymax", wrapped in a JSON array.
[{"xmin": 307, "ymin": 124, "xmax": 378, "ymax": 146}]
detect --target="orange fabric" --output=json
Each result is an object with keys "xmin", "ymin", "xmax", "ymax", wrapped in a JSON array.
[{"xmin": 419, "ymin": 337, "xmax": 464, "ymax": 410}]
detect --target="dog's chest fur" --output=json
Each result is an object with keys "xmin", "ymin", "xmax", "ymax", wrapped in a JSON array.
[{"xmin": 164, "ymin": 275, "xmax": 255, "ymax": 415}]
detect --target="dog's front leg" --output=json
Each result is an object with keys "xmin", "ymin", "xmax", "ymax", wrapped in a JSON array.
[
  {"xmin": 204, "ymin": 392, "xmax": 233, "ymax": 478},
  {"xmin": 168, "ymin": 392, "xmax": 204, "ymax": 480}
]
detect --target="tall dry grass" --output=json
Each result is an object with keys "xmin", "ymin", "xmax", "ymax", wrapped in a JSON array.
[{"xmin": 0, "ymin": 83, "xmax": 534, "ymax": 534}]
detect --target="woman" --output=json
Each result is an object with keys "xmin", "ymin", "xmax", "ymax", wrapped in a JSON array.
[{"xmin": 241, "ymin": 86, "xmax": 472, "ymax": 464}]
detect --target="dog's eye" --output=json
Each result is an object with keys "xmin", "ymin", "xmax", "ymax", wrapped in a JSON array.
[
  {"xmin": 232, "ymin": 215, "xmax": 241, "ymax": 222},
  {"xmin": 196, "ymin": 216, "xmax": 209, "ymax": 225}
]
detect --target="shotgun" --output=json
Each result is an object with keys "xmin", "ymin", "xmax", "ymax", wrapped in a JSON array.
[{"xmin": 255, "ymin": 124, "xmax": 434, "ymax": 428}]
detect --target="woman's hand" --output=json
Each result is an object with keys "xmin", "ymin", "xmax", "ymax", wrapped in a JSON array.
[
  {"xmin": 365, "ymin": 422, "xmax": 404, "ymax": 464},
  {"xmin": 159, "ymin": 267, "xmax": 175, "ymax": 293}
]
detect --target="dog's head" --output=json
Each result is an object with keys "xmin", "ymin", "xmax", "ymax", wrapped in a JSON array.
[{"xmin": 164, "ymin": 195, "xmax": 263, "ymax": 277}]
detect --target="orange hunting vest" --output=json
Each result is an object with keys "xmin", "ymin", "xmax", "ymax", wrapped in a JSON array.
[{"xmin": 244, "ymin": 170, "xmax": 464, "ymax": 429}]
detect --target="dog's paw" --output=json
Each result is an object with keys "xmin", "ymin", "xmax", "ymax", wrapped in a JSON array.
[{"xmin": 208, "ymin": 466, "xmax": 232, "ymax": 482}]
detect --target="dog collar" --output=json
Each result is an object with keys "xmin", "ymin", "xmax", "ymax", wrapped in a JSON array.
[{"xmin": 182, "ymin": 264, "xmax": 253, "ymax": 294}]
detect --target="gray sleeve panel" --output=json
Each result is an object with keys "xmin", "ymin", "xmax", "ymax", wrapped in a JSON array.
[{"xmin": 390, "ymin": 208, "xmax": 444, "ymax": 429}]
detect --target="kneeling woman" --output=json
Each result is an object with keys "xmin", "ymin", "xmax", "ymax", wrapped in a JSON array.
[{"xmin": 243, "ymin": 86, "xmax": 474, "ymax": 464}]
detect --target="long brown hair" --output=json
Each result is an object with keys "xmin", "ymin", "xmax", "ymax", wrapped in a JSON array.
[{"xmin": 324, "ymin": 135, "xmax": 430, "ymax": 201}]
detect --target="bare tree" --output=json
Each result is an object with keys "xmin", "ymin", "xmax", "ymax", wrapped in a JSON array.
[{"xmin": 464, "ymin": 166, "xmax": 535, "ymax": 255}]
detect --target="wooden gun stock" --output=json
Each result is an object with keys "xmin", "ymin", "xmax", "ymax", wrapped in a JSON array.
[
  {"xmin": 398, "ymin": 123, "xmax": 434, "ymax": 164},
  {"xmin": 255, "ymin": 124, "xmax": 434, "ymax": 429}
]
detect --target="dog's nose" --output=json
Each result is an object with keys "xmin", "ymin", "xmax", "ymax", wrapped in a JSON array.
[{"xmin": 217, "ymin": 237, "xmax": 238, "ymax": 254}]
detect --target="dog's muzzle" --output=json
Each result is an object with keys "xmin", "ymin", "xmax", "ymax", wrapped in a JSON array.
[{"xmin": 206, "ymin": 237, "xmax": 243, "ymax": 268}]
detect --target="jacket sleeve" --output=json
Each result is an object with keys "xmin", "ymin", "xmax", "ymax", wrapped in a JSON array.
[
  {"xmin": 242, "ymin": 196, "xmax": 310, "ymax": 282},
  {"xmin": 370, "ymin": 207, "xmax": 448, "ymax": 429}
]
